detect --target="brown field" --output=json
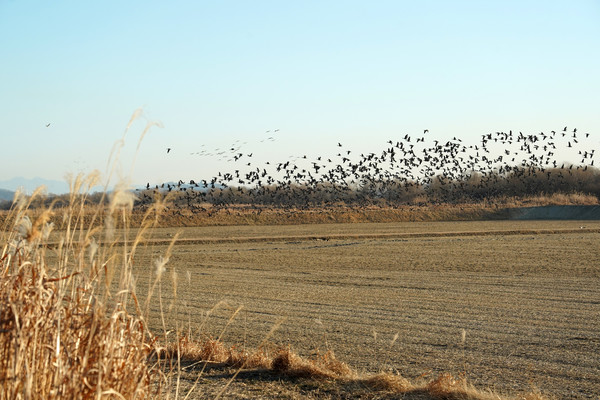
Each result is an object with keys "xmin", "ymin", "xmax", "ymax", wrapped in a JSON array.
[{"xmin": 119, "ymin": 220, "xmax": 600, "ymax": 399}]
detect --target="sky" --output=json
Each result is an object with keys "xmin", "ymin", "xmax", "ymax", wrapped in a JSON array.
[{"xmin": 1, "ymin": 0, "xmax": 599, "ymax": 190}]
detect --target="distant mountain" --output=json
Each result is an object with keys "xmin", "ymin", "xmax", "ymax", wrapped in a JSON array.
[
  {"xmin": 0, "ymin": 177, "xmax": 70, "ymax": 195},
  {"xmin": 0, "ymin": 188, "xmax": 14, "ymax": 202}
]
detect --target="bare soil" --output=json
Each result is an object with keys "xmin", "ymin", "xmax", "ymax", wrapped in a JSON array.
[{"xmin": 128, "ymin": 220, "xmax": 600, "ymax": 399}]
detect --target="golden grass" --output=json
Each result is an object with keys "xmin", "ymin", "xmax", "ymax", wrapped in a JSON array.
[
  {"xmin": 159, "ymin": 336, "xmax": 551, "ymax": 400},
  {"xmin": 0, "ymin": 182, "xmax": 163, "ymax": 399}
]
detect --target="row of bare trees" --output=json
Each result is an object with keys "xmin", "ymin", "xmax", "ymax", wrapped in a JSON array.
[
  {"xmin": 3, "ymin": 166, "xmax": 599, "ymax": 211},
  {"xmin": 144, "ymin": 166, "xmax": 600, "ymax": 209}
]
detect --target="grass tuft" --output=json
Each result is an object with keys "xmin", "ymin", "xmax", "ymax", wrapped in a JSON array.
[
  {"xmin": 362, "ymin": 372, "xmax": 413, "ymax": 392},
  {"xmin": 160, "ymin": 336, "xmax": 553, "ymax": 400}
]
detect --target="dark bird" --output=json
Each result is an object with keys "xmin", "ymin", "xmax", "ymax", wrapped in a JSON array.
[
  {"xmin": 167, "ymin": 148, "xmax": 172, "ymax": 153},
  {"xmin": 45, "ymin": 123, "xmax": 51, "ymax": 128}
]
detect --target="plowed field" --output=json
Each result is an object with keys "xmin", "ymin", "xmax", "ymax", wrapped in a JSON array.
[{"xmin": 130, "ymin": 220, "xmax": 600, "ymax": 398}]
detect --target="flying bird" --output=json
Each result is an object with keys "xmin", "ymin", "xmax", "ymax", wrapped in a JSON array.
[
  {"xmin": 167, "ymin": 148, "xmax": 172, "ymax": 153},
  {"xmin": 45, "ymin": 123, "xmax": 51, "ymax": 127}
]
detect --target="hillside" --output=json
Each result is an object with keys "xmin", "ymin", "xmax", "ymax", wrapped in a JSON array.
[{"xmin": 0, "ymin": 189, "xmax": 14, "ymax": 202}]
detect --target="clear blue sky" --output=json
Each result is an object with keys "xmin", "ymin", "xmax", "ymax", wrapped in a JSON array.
[{"xmin": 1, "ymin": 1, "xmax": 599, "ymax": 187}]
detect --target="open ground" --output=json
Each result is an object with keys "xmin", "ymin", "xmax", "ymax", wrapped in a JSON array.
[{"xmin": 115, "ymin": 220, "xmax": 600, "ymax": 399}]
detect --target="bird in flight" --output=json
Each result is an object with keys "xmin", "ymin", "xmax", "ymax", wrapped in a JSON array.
[
  {"xmin": 167, "ymin": 148, "xmax": 172, "ymax": 154},
  {"xmin": 45, "ymin": 123, "xmax": 51, "ymax": 127}
]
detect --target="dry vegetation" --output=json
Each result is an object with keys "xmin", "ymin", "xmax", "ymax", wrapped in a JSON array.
[
  {"xmin": 0, "ymin": 184, "xmax": 160, "ymax": 399},
  {"xmin": 1, "ymin": 191, "xmax": 598, "ymax": 230},
  {"xmin": 1, "ymin": 176, "xmax": 579, "ymax": 399}
]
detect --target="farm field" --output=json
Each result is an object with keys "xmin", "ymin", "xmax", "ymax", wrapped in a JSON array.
[{"xmin": 123, "ymin": 220, "xmax": 600, "ymax": 399}]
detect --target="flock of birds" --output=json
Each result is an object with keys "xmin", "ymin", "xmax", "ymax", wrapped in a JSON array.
[{"xmin": 138, "ymin": 126, "xmax": 597, "ymax": 209}]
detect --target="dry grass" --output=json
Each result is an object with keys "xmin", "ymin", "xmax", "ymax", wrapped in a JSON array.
[
  {"xmin": 495, "ymin": 192, "xmax": 598, "ymax": 206},
  {"xmin": 2, "ymin": 191, "xmax": 597, "ymax": 229},
  {"xmin": 0, "ymin": 119, "xmax": 188, "ymax": 398},
  {"xmin": 129, "ymin": 190, "xmax": 598, "ymax": 227},
  {"xmin": 0, "ymin": 180, "xmax": 164, "ymax": 399},
  {"xmin": 160, "ymin": 335, "xmax": 353, "ymax": 378},
  {"xmin": 158, "ymin": 336, "xmax": 551, "ymax": 400}
]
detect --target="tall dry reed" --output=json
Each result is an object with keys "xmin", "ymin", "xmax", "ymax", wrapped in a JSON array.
[
  {"xmin": 0, "ymin": 174, "xmax": 172, "ymax": 399},
  {"xmin": 0, "ymin": 110, "xmax": 175, "ymax": 399}
]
